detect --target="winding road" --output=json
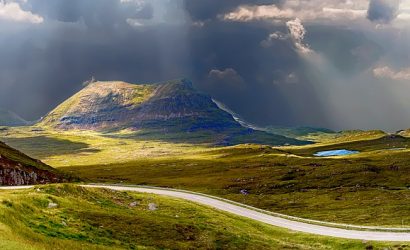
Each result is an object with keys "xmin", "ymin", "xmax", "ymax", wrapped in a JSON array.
[{"xmin": 1, "ymin": 184, "xmax": 410, "ymax": 242}]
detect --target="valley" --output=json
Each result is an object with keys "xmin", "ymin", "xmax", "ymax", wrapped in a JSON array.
[
  {"xmin": 3, "ymin": 2, "xmax": 410, "ymax": 248},
  {"xmin": 1, "ymin": 80, "xmax": 409, "ymax": 249},
  {"xmin": 1, "ymin": 124, "xmax": 409, "ymax": 228}
]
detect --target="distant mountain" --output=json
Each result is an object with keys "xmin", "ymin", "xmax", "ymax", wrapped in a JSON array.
[
  {"xmin": 212, "ymin": 100, "xmax": 334, "ymax": 139},
  {"xmin": 0, "ymin": 109, "xmax": 28, "ymax": 127},
  {"xmin": 0, "ymin": 141, "xmax": 66, "ymax": 185},
  {"xmin": 263, "ymin": 126, "xmax": 335, "ymax": 139},
  {"xmin": 283, "ymin": 129, "xmax": 387, "ymax": 144},
  {"xmin": 397, "ymin": 129, "xmax": 410, "ymax": 137},
  {"xmin": 39, "ymin": 79, "xmax": 309, "ymax": 146}
]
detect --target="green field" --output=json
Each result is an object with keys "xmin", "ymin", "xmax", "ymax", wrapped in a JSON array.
[
  {"xmin": 61, "ymin": 148, "xmax": 410, "ymax": 227},
  {"xmin": 2, "ymin": 184, "xmax": 399, "ymax": 250},
  {"xmin": 1, "ymin": 127, "xmax": 409, "ymax": 228},
  {"xmin": 1, "ymin": 126, "xmax": 410, "ymax": 249}
]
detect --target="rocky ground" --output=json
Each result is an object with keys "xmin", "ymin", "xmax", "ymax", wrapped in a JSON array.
[{"xmin": 0, "ymin": 141, "xmax": 65, "ymax": 186}]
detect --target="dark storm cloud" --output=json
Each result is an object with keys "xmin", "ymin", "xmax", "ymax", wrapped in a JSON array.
[
  {"xmin": 182, "ymin": 0, "xmax": 387, "ymax": 129},
  {"xmin": 0, "ymin": 0, "xmax": 190, "ymax": 120},
  {"xmin": 1, "ymin": 0, "xmax": 410, "ymax": 130},
  {"xmin": 27, "ymin": 0, "xmax": 153, "ymax": 26},
  {"xmin": 306, "ymin": 26, "xmax": 384, "ymax": 74},
  {"xmin": 185, "ymin": 18, "xmax": 332, "ymax": 127},
  {"xmin": 367, "ymin": 0, "xmax": 401, "ymax": 23},
  {"xmin": 181, "ymin": 1, "xmax": 396, "ymax": 129},
  {"xmin": 208, "ymin": 68, "xmax": 246, "ymax": 88}
]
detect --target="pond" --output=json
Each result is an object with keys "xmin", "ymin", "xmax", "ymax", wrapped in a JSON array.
[{"xmin": 314, "ymin": 149, "xmax": 359, "ymax": 157}]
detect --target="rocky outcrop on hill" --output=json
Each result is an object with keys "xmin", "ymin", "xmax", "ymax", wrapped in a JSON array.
[{"xmin": 0, "ymin": 141, "xmax": 65, "ymax": 186}]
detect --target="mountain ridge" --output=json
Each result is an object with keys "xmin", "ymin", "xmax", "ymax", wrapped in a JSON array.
[{"xmin": 38, "ymin": 79, "xmax": 310, "ymax": 146}]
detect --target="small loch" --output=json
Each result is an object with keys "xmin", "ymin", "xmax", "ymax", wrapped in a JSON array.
[{"xmin": 314, "ymin": 149, "xmax": 359, "ymax": 157}]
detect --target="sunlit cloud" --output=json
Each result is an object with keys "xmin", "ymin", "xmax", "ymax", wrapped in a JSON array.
[
  {"xmin": 221, "ymin": 0, "xmax": 410, "ymax": 27},
  {"xmin": 208, "ymin": 68, "xmax": 245, "ymax": 87},
  {"xmin": 373, "ymin": 66, "xmax": 410, "ymax": 81},
  {"xmin": 322, "ymin": 7, "xmax": 366, "ymax": 20},
  {"xmin": 126, "ymin": 18, "xmax": 144, "ymax": 27},
  {"xmin": 286, "ymin": 18, "xmax": 312, "ymax": 54},
  {"xmin": 222, "ymin": 4, "xmax": 294, "ymax": 22},
  {"xmin": 260, "ymin": 18, "xmax": 312, "ymax": 54},
  {"xmin": 0, "ymin": 1, "xmax": 43, "ymax": 24},
  {"xmin": 397, "ymin": 0, "xmax": 410, "ymax": 20},
  {"xmin": 221, "ymin": 1, "xmax": 368, "ymax": 23},
  {"xmin": 120, "ymin": 0, "xmax": 144, "ymax": 6},
  {"xmin": 260, "ymin": 32, "xmax": 288, "ymax": 48}
]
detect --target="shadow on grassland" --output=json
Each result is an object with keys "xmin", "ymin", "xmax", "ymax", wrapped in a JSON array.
[{"xmin": 0, "ymin": 136, "xmax": 100, "ymax": 159}]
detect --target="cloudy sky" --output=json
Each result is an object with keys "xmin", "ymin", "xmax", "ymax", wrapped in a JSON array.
[{"xmin": 1, "ymin": 0, "xmax": 410, "ymax": 131}]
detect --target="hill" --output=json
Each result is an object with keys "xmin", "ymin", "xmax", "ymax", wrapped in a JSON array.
[
  {"xmin": 263, "ymin": 126, "xmax": 335, "ymax": 139},
  {"xmin": 39, "ymin": 79, "xmax": 309, "ymax": 146},
  {"xmin": 0, "ymin": 109, "xmax": 28, "ymax": 127},
  {"xmin": 0, "ymin": 141, "xmax": 65, "ymax": 185},
  {"xmin": 398, "ymin": 129, "xmax": 410, "ymax": 137},
  {"xmin": 299, "ymin": 129, "xmax": 387, "ymax": 143}
]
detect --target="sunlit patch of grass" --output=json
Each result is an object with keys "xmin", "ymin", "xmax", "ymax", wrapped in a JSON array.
[
  {"xmin": 287, "ymin": 134, "xmax": 410, "ymax": 157},
  {"xmin": 0, "ymin": 127, "xmax": 210, "ymax": 167},
  {"xmin": 2, "ymin": 127, "xmax": 410, "ymax": 228},
  {"xmin": 0, "ymin": 185, "xmax": 405, "ymax": 249},
  {"xmin": 300, "ymin": 130, "xmax": 387, "ymax": 144},
  {"xmin": 63, "ymin": 144, "xmax": 410, "ymax": 227}
]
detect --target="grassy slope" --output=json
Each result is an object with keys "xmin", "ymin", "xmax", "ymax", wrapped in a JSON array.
[
  {"xmin": 0, "ymin": 184, "xmax": 395, "ymax": 250},
  {"xmin": 288, "ymin": 134, "xmax": 408, "ymax": 156},
  {"xmin": 39, "ymin": 81, "xmax": 157, "ymax": 129},
  {"xmin": 1, "ymin": 128, "xmax": 410, "ymax": 227},
  {"xmin": 263, "ymin": 126, "xmax": 335, "ymax": 139},
  {"xmin": 0, "ymin": 140, "xmax": 56, "ymax": 173},
  {"xmin": 300, "ymin": 130, "xmax": 387, "ymax": 144},
  {"xmin": 0, "ymin": 127, "xmax": 208, "ymax": 167},
  {"xmin": 399, "ymin": 129, "xmax": 410, "ymax": 137},
  {"xmin": 62, "ymin": 148, "xmax": 410, "ymax": 227}
]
